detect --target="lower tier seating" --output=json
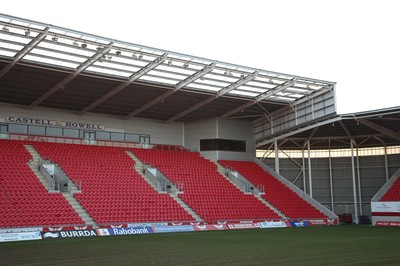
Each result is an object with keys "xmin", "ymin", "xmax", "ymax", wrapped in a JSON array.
[
  {"xmin": 380, "ymin": 177, "xmax": 400, "ymax": 201},
  {"xmin": 218, "ymin": 160, "xmax": 326, "ymax": 219},
  {"xmin": 0, "ymin": 139, "xmax": 84, "ymax": 228},
  {"xmin": 132, "ymin": 149, "xmax": 281, "ymax": 223},
  {"xmin": 33, "ymin": 142, "xmax": 194, "ymax": 224}
]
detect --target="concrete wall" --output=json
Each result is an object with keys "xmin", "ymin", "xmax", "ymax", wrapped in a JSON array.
[
  {"xmin": 263, "ymin": 154, "xmax": 400, "ymax": 217},
  {"xmin": 1, "ymin": 104, "xmax": 257, "ymax": 162},
  {"xmin": 217, "ymin": 119, "xmax": 255, "ymax": 161},
  {"xmin": 184, "ymin": 118, "xmax": 255, "ymax": 161},
  {"xmin": 0, "ymin": 103, "xmax": 183, "ymax": 145}
]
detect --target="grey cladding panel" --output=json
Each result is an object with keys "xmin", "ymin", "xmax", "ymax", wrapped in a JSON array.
[{"xmin": 254, "ymin": 89, "xmax": 335, "ymax": 142}]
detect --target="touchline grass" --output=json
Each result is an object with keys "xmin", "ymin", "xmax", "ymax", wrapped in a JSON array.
[{"xmin": 1, "ymin": 225, "xmax": 400, "ymax": 265}]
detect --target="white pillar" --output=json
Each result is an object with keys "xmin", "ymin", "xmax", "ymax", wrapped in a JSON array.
[
  {"xmin": 302, "ymin": 149, "xmax": 306, "ymax": 193},
  {"xmin": 350, "ymin": 140, "xmax": 359, "ymax": 224},
  {"xmin": 182, "ymin": 123, "xmax": 185, "ymax": 146},
  {"xmin": 274, "ymin": 140, "xmax": 280, "ymax": 174},
  {"xmin": 328, "ymin": 147, "xmax": 334, "ymax": 212},
  {"xmin": 384, "ymin": 146, "xmax": 389, "ymax": 182},
  {"xmin": 356, "ymin": 148, "xmax": 363, "ymax": 216},
  {"xmin": 308, "ymin": 141, "xmax": 312, "ymax": 198}
]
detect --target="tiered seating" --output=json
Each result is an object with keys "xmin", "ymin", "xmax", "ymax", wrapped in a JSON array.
[
  {"xmin": 132, "ymin": 149, "xmax": 281, "ymax": 223},
  {"xmin": 380, "ymin": 177, "xmax": 400, "ymax": 201},
  {"xmin": 218, "ymin": 160, "xmax": 326, "ymax": 219},
  {"xmin": 0, "ymin": 139, "xmax": 84, "ymax": 228},
  {"xmin": 33, "ymin": 143, "xmax": 193, "ymax": 224}
]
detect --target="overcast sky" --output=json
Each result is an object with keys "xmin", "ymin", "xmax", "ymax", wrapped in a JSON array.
[{"xmin": 2, "ymin": 0, "xmax": 399, "ymax": 114}]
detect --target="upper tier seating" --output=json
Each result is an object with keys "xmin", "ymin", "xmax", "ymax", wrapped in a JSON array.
[
  {"xmin": 0, "ymin": 139, "xmax": 84, "ymax": 228},
  {"xmin": 218, "ymin": 160, "xmax": 326, "ymax": 219},
  {"xmin": 32, "ymin": 142, "xmax": 194, "ymax": 224},
  {"xmin": 380, "ymin": 177, "xmax": 400, "ymax": 201},
  {"xmin": 132, "ymin": 149, "xmax": 281, "ymax": 223}
]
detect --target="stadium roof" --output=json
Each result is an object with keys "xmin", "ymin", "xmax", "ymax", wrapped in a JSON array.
[
  {"xmin": 256, "ymin": 107, "xmax": 400, "ymax": 150},
  {"xmin": 0, "ymin": 13, "xmax": 335, "ymax": 122}
]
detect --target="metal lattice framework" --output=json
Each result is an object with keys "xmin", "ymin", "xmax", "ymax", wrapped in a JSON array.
[{"xmin": 0, "ymin": 13, "xmax": 335, "ymax": 121}]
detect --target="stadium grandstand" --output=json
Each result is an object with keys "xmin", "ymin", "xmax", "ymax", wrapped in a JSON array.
[{"xmin": 1, "ymin": 12, "xmax": 400, "ymax": 233}]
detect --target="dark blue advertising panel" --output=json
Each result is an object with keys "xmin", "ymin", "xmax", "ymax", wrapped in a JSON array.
[
  {"xmin": 289, "ymin": 221, "xmax": 311, "ymax": 227},
  {"xmin": 41, "ymin": 229, "xmax": 98, "ymax": 239}
]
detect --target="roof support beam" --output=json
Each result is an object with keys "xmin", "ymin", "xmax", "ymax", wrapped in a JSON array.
[
  {"xmin": 80, "ymin": 53, "xmax": 168, "ymax": 115},
  {"xmin": 358, "ymin": 118, "xmax": 400, "ymax": 141},
  {"xmin": 27, "ymin": 42, "xmax": 113, "ymax": 110},
  {"xmin": 220, "ymin": 79, "xmax": 296, "ymax": 119},
  {"xmin": 339, "ymin": 120, "xmax": 357, "ymax": 145},
  {"xmin": 0, "ymin": 27, "xmax": 49, "ymax": 79},
  {"xmin": 166, "ymin": 71, "xmax": 258, "ymax": 123},
  {"xmin": 256, "ymin": 116, "xmax": 342, "ymax": 148},
  {"xmin": 302, "ymin": 127, "xmax": 319, "ymax": 148},
  {"xmin": 124, "ymin": 63, "xmax": 215, "ymax": 119}
]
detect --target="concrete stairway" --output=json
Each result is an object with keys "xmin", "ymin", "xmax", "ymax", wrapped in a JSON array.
[
  {"xmin": 215, "ymin": 161, "xmax": 246, "ymax": 192},
  {"xmin": 24, "ymin": 144, "xmax": 56, "ymax": 192},
  {"xmin": 254, "ymin": 194, "xmax": 287, "ymax": 219},
  {"xmin": 214, "ymin": 160, "xmax": 287, "ymax": 219},
  {"xmin": 125, "ymin": 151, "xmax": 159, "ymax": 191},
  {"xmin": 62, "ymin": 192, "xmax": 97, "ymax": 228},
  {"xmin": 169, "ymin": 193, "xmax": 204, "ymax": 223},
  {"xmin": 127, "ymin": 150, "xmax": 203, "ymax": 222}
]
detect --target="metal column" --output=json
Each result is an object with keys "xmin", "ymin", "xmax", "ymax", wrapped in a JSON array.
[
  {"xmin": 274, "ymin": 140, "xmax": 280, "ymax": 174},
  {"xmin": 328, "ymin": 147, "xmax": 334, "ymax": 212},
  {"xmin": 384, "ymin": 146, "xmax": 389, "ymax": 182},
  {"xmin": 302, "ymin": 149, "xmax": 307, "ymax": 193},
  {"xmin": 308, "ymin": 141, "xmax": 312, "ymax": 198},
  {"xmin": 356, "ymin": 148, "xmax": 362, "ymax": 216},
  {"xmin": 350, "ymin": 140, "xmax": 359, "ymax": 224}
]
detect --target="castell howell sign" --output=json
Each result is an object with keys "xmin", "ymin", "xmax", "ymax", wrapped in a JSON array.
[{"xmin": 6, "ymin": 116, "xmax": 105, "ymax": 131}]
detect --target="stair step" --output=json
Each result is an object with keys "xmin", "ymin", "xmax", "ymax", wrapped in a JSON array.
[{"xmin": 62, "ymin": 193, "xmax": 98, "ymax": 228}]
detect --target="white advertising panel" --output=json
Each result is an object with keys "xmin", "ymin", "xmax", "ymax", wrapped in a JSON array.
[
  {"xmin": 371, "ymin": 202, "xmax": 400, "ymax": 213},
  {"xmin": 0, "ymin": 231, "xmax": 42, "ymax": 242}
]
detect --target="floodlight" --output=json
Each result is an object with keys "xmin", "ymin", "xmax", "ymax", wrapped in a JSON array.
[
  {"xmin": 24, "ymin": 29, "xmax": 30, "ymax": 37},
  {"xmin": 115, "ymin": 50, "xmax": 121, "ymax": 56},
  {"xmin": 81, "ymin": 43, "xmax": 87, "ymax": 48}
]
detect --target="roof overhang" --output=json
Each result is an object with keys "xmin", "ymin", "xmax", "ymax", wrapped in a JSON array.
[{"xmin": 0, "ymin": 13, "xmax": 335, "ymax": 122}]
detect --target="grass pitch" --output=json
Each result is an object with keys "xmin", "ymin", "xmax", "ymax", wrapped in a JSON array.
[{"xmin": 1, "ymin": 225, "xmax": 400, "ymax": 265}]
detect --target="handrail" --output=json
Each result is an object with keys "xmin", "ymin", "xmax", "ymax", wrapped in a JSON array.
[
  {"xmin": 143, "ymin": 164, "xmax": 182, "ymax": 194},
  {"xmin": 38, "ymin": 163, "xmax": 58, "ymax": 191},
  {"xmin": 143, "ymin": 167, "xmax": 167, "ymax": 192},
  {"xmin": 39, "ymin": 159, "xmax": 81, "ymax": 193},
  {"xmin": 226, "ymin": 171, "xmax": 252, "ymax": 194},
  {"xmin": 225, "ymin": 169, "xmax": 264, "ymax": 195}
]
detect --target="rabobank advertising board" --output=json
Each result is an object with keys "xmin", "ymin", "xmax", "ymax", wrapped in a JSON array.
[{"xmin": 97, "ymin": 226, "xmax": 154, "ymax": 236}]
